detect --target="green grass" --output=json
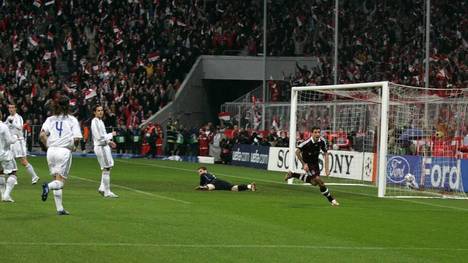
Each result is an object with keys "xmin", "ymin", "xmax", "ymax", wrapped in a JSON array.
[{"xmin": 1, "ymin": 157, "xmax": 468, "ymax": 262}]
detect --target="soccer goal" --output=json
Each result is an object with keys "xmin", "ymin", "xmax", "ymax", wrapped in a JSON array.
[{"xmin": 289, "ymin": 81, "xmax": 468, "ymax": 199}]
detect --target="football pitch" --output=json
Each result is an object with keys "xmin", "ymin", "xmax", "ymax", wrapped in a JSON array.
[{"xmin": 1, "ymin": 157, "xmax": 467, "ymax": 263}]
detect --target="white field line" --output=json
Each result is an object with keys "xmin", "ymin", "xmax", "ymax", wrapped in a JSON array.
[
  {"xmin": 0, "ymin": 242, "xmax": 467, "ymax": 251},
  {"xmin": 116, "ymin": 160, "xmax": 468, "ymax": 212},
  {"xmin": 73, "ymin": 176, "xmax": 191, "ymax": 205}
]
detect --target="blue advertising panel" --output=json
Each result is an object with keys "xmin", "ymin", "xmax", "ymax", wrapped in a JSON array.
[
  {"xmin": 387, "ymin": 155, "xmax": 467, "ymax": 192},
  {"xmin": 461, "ymin": 159, "xmax": 468, "ymax": 192},
  {"xmin": 231, "ymin": 144, "xmax": 269, "ymax": 169}
]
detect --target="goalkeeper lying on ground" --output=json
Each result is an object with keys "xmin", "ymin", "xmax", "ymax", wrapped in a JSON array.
[{"xmin": 195, "ymin": 167, "xmax": 256, "ymax": 192}]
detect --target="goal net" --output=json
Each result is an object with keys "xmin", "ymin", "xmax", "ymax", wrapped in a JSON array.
[{"xmin": 289, "ymin": 81, "xmax": 468, "ymax": 199}]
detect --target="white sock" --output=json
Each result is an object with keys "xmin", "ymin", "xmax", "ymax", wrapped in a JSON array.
[
  {"xmin": 247, "ymin": 184, "xmax": 252, "ymax": 189},
  {"xmin": 102, "ymin": 170, "xmax": 111, "ymax": 195},
  {"xmin": 0, "ymin": 176, "xmax": 5, "ymax": 197},
  {"xmin": 99, "ymin": 172, "xmax": 105, "ymax": 192},
  {"xmin": 26, "ymin": 163, "xmax": 38, "ymax": 179},
  {"xmin": 53, "ymin": 190, "xmax": 64, "ymax": 211},
  {"xmin": 4, "ymin": 175, "xmax": 17, "ymax": 197},
  {"xmin": 48, "ymin": 180, "xmax": 64, "ymax": 190}
]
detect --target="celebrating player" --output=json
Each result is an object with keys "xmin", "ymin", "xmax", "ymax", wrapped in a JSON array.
[
  {"xmin": 7, "ymin": 103, "xmax": 40, "ymax": 184},
  {"xmin": 91, "ymin": 105, "xmax": 118, "ymax": 198},
  {"xmin": 0, "ymin": 111, "xmax": 18, "ymax": 202},
  {"xmin": 285, "ymin": 126, "xmax": 339, "ymax": 206},
  {"xmin": 195, "ymin": 166, "xmax": 256, "ymax": 192},
  {"xmin": 40, "ymin": 95, "xmax": 83, "ymax": 215}
]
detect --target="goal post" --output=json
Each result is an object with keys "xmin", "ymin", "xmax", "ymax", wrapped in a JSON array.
[{"xmin": 289, "ymin": 81, "xmax": 468, "ymax": 199}]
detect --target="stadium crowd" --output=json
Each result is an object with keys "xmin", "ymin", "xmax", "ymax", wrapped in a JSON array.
[{"xmin": 0, "ymin": 0, "xmax": 466, "ymax": 159}]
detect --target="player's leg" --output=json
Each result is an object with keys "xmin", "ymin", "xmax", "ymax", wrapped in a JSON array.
[
  {"xmin": 96, "ymin": 146, "xmax": 117, "ymax": 198},
  {"xmin": 2, "ymin": 159, "xmax": 18, "ymax": 202},
  {"xmin": 43, "ymin": 174, "xmax": 67, "ymax": 214},
  {"xmin": 197, "ymin": 184, "xmax": 215, "ymax": 190},
  {"xmin": 42, "ymin": 148, "xmax": 71, "ymax": 215},
  {"xmin": 285, "ymin": 170, "xmax": 316, "ymax": 184},
  {"xmin": 312, "ymin": 176, "xmax": 339, "ymax": 206},
  {"xmin": 213, "ymin": 179, "xmax": 233, "ymax": 191},
  {"xmin": 285, "ymin": 170, "xmax": 318, "ymax": 183},
  {"xmin": 231, "ymin": 182, "xmax": 256, "ymax": 191},
  {"xmin": 102, "ymin": 146, "xmax": 117, "ymax": 198},
  {"xmin": 20, "ymin": 157, "xmax": 40, "ymax": 184},
  {"xmin": 95, "ymin": 146, "xmax": 105, "ymax": 194},
  {"xmin": 0, "ymin": 170, "xmax": 5, "ymax": 200},
  {"xmin": 15, "ymin": 140, "xmax": 39, "ymax": 184}
]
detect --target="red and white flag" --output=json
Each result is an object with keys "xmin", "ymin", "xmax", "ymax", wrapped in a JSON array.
[
  {"xmin": 272, "ymin": 116, "xmax": 279, "ymax": 130},
  {"xmin": 66, "ymin": 35, "xmax": 73, "ymax": 50},
  {"xmin": 47, "ymin": 31, "xmax": 54, "ymax": 41},
  {"xmin": 31, "ymin": 84, "xmax": 37, "ymax": 98},
  {"xmin": 436, "ymin": 69, "xmax": 447, "ymax": 80},
  {"xmin": 148, "ymin": 52, "xmax": 160, "ymax": 62},
  {"xmin": 43, "ymin": 51, "xmax": 53, "ymax": 60},
  {"xmin": 29, "ymin": 35, "xmax": 40, "ymax": 46},
  {"xmin": 115, "ymin": 34, "xmax": 123, "ymax": 45},
  {"xmin": 176, "ymin": 20, "xmax": 187, "ymax": 27},
  {"xmin": 33, "ymin": 0, "xmax": 42, "ymax": 8},
  {"xmin": 12, "ymin": 31, "xmax": 19, "ymax": 51},
  {"xmin": 218, "ymin": 112, "xmax": 230, "ymax": 121},
  {"xmin": 84, "ymin": 88, "xmax": 97, "ymax": 100},
  {"xmin": 296, "ymin": 16, "xmax": 303, "ymax": 27}
]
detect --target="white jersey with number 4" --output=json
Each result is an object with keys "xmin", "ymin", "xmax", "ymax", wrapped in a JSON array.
[{"xmin": 41, "ymin": 115, "xmax": 82, "ymax": 149}]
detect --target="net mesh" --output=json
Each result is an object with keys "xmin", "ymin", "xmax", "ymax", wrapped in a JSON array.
[
  {"xmin": 294, "ymin": 86, "xmax": 380, "ymax": 186},
  {"xmin": 293, "ymin": 82, "xmax": 468, "ymax": 198},
  {"xmin": 386, "ymin": 84, "xmax": 467, "ymax": 198}
]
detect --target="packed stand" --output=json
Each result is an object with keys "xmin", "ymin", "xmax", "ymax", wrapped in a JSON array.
[
  {"xmin": 272, "ymin": 0, "xmax": 466, "ymax": 99},
  {"xmin": 0, "ymin": 0, "xmax": 466, "ymax": 157},
  {"xmin": 0, "ymin": 0, "xmax": 267, "ymax": 135}
]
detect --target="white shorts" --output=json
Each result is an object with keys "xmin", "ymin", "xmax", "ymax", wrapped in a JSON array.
[
  {"xmin": 94, "ymin": 145, "xmax": 114, "ymax": 170},
  {"xmin": 47, "ymin": 147, "xmax": 72, "ymax": 178},
  {"xmin": 11, "ymin": 139, "xmax": 27, "ymax": 158},
  {"xmin": 0, "ymin": 158, "xmax": 17, "ymax": 174}
]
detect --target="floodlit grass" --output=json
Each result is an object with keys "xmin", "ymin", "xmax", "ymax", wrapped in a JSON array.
[{"xmin": 1, "ymin": 157, "xmax": 467, "ymax": 262}]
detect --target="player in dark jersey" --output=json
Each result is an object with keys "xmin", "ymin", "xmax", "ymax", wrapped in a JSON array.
[
  {"xmin": 285, "ymin": 126, "xmax": 339, "ymax": 206},
  {"xmin": 195, "ymin": 167, "xmax": 256, "ymax": 191}
]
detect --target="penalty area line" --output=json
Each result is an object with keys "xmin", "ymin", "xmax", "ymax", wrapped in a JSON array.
[
  {"xmin": 0, "ymin": 242, "xmax": 467, "ymax": 251},
  {"xmin": 73, "ymin": 176, "xmax": 191, "ymax": 205}
]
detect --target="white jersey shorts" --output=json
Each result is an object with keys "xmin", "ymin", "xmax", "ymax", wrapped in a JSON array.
[
  {"xmin": 47, "ymin": 147, "xmax": 72, "ymax": 178},
  {"xmin": 11, "ymin": 139, "xmax": 27, "ymax": 158},
  {"xmin": 94, "ymin": 145, "xmax": 114, "ymax": 170},
  {"xmin": 0, "ymin": 157, "xmax": 17, "ymax": 174}
]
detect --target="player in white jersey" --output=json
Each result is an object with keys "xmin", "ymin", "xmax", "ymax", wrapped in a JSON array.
[
  {"xmin": 91, "ymin": 105, "xmax": 118, "ymax": 198},
  {"xmin": 40, "ymin": 95, "xmax": 82, "ymax": 215},
  {"xmin": 7, "ymin": 104, "xmax": 40, "ymax": 184},
  {"xmin": 0, "ymin": 111, "xmax": 19, "ymax": 202}
]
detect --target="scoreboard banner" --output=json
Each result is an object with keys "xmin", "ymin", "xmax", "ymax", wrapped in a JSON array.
[{"xmin": 267, "ymin": 147, "xmax": 374, "ymax": 182}]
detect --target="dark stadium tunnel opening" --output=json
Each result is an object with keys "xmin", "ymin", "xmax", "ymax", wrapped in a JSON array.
[{"xmin": 203, "ymin": 79, "xmax": 261, "ymax": 124}]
